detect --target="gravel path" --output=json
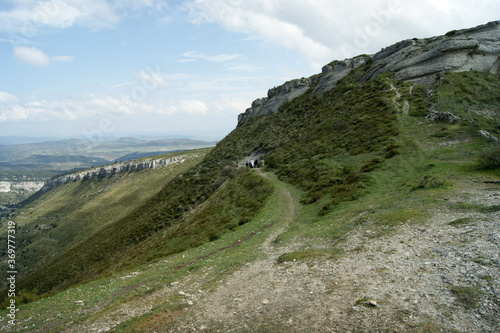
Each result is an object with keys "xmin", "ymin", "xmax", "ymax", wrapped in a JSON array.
[{"xmin": 169, "ymin": 178, "xmax": 499, "ymax": 332}]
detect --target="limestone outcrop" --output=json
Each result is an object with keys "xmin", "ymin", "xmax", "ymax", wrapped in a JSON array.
[
  {"xmin": 0, "ymin": 181, "xmax": 45, "ymax": 193},
  {"xmin": 362, "ymin": 21, "xmax": 500, "ymax": 84},
  {"xmin": 237, "ymin": 20, "xmax": 500, "ymax": 126},
  {"xmin": 42, "ymin": 156, "xmax": 186, "ymax": 190},
  {"xmin": 312, "ymin": 55, "xmax": 371, "ymax": 95},
  {"xmin": 238, "ymin": 77, "xmax": 313, "ymax": 125}
]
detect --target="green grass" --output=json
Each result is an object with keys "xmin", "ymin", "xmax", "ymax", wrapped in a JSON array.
[
  {"xmin": 0, "ymin": 149, "xmax": 210, "ymax": 295},
  {"xmin": 11, "ymin": 152, "xmax": 274, "ymax": 298},
  {"xmin": 277, "ymin": 248, "xmax": 343, "ymax": 264},
  {"xmin": 448, "ymin": 217, "xmax": 474, "ymax": 227},
  {"xmin": 412, "ymin": 174, "xmax": 450, "ymax": 190},
  {"xmin": 2, "ymin": 68, "xmax": 499, "ymax": 331},
  {"xmin": 0, "ymin": 170, "xmax": 299, "ymax": 332},
  {"xmin": 478, "ymin": 144, "xmax": 500, "ymax": 169},
  {"xmin": 450, "ymin": 285, "xmax": 483, "ymax": 309}
]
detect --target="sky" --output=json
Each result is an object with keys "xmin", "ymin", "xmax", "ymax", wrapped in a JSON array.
[{"xmin": 0, "ymin": 0, "xmax": 498, "ymax": 142}]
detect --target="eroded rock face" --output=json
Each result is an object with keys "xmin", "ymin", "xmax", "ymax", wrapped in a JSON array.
[
  {"xmin": 42, "ymin": 156, "xmax": 185, "ymax": 190},
  {"xmin": 363, "ymin": 21, "xmax": 500, "ymax": 84},
  {"xmin": 237, "ymin": 21, "xmax": 500, "ymax": 126},
  {"xmin": 238, "ymin": 77, "xmax": 312, "ymax": 125},
  {"xmin": 312, "ymin": 55, "xmax": 371, "ymax": 95},
  {"xmin": 0, "ymin": 181, "xmax": 45, "ymax": 193}
]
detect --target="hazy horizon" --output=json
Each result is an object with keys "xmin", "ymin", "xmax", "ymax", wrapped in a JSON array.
[
  {"xmin": 1, "ymin": 0, "xmax": 499, "ymax": 141},
  {"xmin": 0, "ymin": 133, "xmax": 220, "ymax": 146}
]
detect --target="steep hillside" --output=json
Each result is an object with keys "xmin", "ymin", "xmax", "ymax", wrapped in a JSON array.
[
  {"xmin": 0, "ymin": 149, "xmax": 210, "ymax": 291},
  {"xmin": 1, "ymin": 21, "xmax": 499, "ymax": 332},
  {"xmin": 0, "ymin": 137, "xmax": 216, "ymax": 207}
]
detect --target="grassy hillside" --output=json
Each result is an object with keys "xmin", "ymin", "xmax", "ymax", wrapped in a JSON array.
[
  {"xmin": 0, "ymin": 149, "xmax": 210, "ymax": 291},
  {"xmin": 11, "ymin": 146, "xmax": 274, "ymax": 298},
  {"xmin": 1, "ymin": 68, "xmax": 499, "ymax": 331},
  {"xmin": 12, "ymin": 69, "xmax": 401, "ymax": 296}
]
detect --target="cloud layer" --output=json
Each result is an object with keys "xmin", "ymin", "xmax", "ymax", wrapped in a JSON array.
[
  {"xmin": 0, "ymin": 90, "xmax": 247, "ymax": 123},
  {"xmin": 0, "ymin": 0, "xmax": 172, "ymax": 35},
  {"xmin": 1, "ymin": 0, "xmax": 499, "ymax": 139},
  {"xmin": 184, "ymin": 0, "xmax": 500, "ymax": 65}
]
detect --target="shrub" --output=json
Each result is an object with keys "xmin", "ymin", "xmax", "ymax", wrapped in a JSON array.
[
  {"xmin": 477, "ymin": 145, "xmax": 500, "ymax": 169},
  {"xmin": 360, "ymin": 157, "xmax": 385, "ymax": 172},
  {"xmin": 450, "ymin": 285, "xmax": 483, "ymax": 309},
  {"xmin": 412, "ymin": 175, "xmax": 450, "ymax": 190}
]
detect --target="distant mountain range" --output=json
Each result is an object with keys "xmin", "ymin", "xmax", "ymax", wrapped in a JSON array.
[
  {"xmin": 1, "ymin": 21, "xmax": 499, "ymax": 332},
  {"xmin": 0, "ymin": 137, "xmax": 217, "ymax": 164},
  {"xmin": 0, "ymin": 137, "xmax": 216, "ymax": 205}
]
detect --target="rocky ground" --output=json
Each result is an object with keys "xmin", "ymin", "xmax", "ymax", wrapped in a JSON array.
[
  {"xmin": 164, "ymin": 178, "xmax": 499, "ymax": 332},
  {"xmin": 15, "ymin": 175, "xmax": 499, "ymax": 333}
]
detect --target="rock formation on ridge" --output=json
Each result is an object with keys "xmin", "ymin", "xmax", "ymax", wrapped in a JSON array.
[{"xmin": 237, "ymin": 20, "xmax": 500, "ymax": 126}]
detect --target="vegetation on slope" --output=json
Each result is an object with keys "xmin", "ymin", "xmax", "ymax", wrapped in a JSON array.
[
  {"xmin": 5, "ymin": 67, "xmax": 499, "ymax": 313},
  {"xmin": 11, "ymin": 149, "xmax": 273, "ymax": 298},
  {"xmin": 218, "ymin": 72, "xmax": 400, "ymax": 214},
  {"xmin": 5, "ymin": 150, "xmax": 208, "ymax": 277}
]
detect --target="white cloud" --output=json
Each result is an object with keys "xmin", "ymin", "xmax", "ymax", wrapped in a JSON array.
[
  {"xmin": 177, "ymin": 58, "xmax": 196, "ymax": 63},
  {"xmin": 210, "ymin": 94, "xmax": 250, "ymax": 115},
  {"xmin": 183, "ymin": 0, "xmax": 333, "ymax": 66},
  {"xmin": 0, "ymin": 91, "xmax": 19, "ymax": 105},
  {"xmin": 30, "ymin": 0, "xmax": 81, "ymax": 28},
  {"xmin": 13, "ymin": 46, "xmax": 50, "ymax": 66},
  {"xmin": 178, "ymin": 99, "xmax": 208, "ymax": 115},
  {"xmin": 0, "ymin": 0, "xmax": 170, "ymax": 35},
  {"xmin": 181, "ymin": 51, "xmax": 243, "ymax": 63},
  {"xmin": 0, "ymin": 92, "xmax": 216, "ymax": 123},
  {"xmin": 0, "ymin": 93, "xmax": 148, "ymax": 122},
  {"xmin": 0, "ymin": 0, "xmax": 117, "ymax": 36},
  {"xmin": 113, "ymin": 0, "xmax": 170, "ymax": 12},
  {"xmin": 52, "ymin": 55, "xmax": 75, "ymax": 62},
  {"xmin": 227, "ymin": 64, "xmax": 262, "ymax": 72},
  {"xmin": 184, "ymin": 0, "xmax": 500, "ymax": 66}
]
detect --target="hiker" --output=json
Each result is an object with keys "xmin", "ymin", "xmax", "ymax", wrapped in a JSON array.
[
  {"xmin": 254, "ymin": 159, "xmax": 259, "ymax": 168},
  {"xmin": 250, "ymin": 159, "xmax": 255, "ymax": 168}
]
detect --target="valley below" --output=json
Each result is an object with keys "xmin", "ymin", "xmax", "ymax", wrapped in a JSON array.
[
  {"xmin": 3, "ymin": 170, "xmax": 498, "ymax": 332},
  {"xmin": 0, "ymin": 20, "xmax": 499, "ymax": 333}
]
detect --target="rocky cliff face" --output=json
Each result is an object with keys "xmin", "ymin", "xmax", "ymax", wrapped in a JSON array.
[
  {"xmin": 237, "ymin": 20, "xmax": 500, "ymax": 126},
  {"xmin": 237, "ymin": 77, "xmax": 313, "ymax": 125},
  {"xmin": 0, "ymin": 181, "xmax": 45, "ymax": 193},
  {"xmin": 42, "ymin": 156, "xmax": 186, "ymax": 190}
]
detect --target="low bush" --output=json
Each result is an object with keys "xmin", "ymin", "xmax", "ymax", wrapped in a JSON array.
[
  {"xmin": 450, "ymin": 285, "xmax": 483, "ymax": 309},
  {"xmin": 412, "ymin": 174, "xmax": 450, "ymax": 190},
  {"xmin": 477, "ymin": 145, "xmax": 500, "ymax": 169},
  {"xmin": 360, "ymin": 157, "xmax": 385, "ymax": 172}
]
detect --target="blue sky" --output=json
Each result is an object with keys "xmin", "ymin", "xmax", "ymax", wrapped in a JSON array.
[{"xmin": 0, "ymin": 0, "xmax": 498, "ymax": 141}]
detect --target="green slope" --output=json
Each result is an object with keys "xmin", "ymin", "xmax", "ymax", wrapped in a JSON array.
[
  {"xmin": 0, "ymin": 170, "xmax": 297, "ymax": 332},
  {"xmin": 12, "ymin": 148, "xmax": 274, "ymax": 297},
  {"xmin": 3, "ymin": 68, "xmax": 499, "ymax": 318},
  {"xmin": 0, "ymin": 149, "xmax": 210, "ymax": 292}
]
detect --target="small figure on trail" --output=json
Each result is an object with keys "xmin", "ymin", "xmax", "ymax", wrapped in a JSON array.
[
  {"xmin": 250, "ymin": 159, "xmax": 255, "ymax": 168},
  {"xmin": 254, "ymin": 159, "xmax": 259, "ymax": 168}
]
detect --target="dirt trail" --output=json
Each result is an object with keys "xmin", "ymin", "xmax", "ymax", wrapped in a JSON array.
[
  {"xmin": 168, "ymin": 177, "xmax": 500, "ymax": 332},
  {"xmin": 27, "ymin": 173, "xmax": 499, "ymax": 332},
  {"xmin": 169, "ymin": 170, "xmax": 305, "ymax": 332},
  {"xmin": 388, "ymin": 80, "xmax": 410, "ymax": 114}
]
